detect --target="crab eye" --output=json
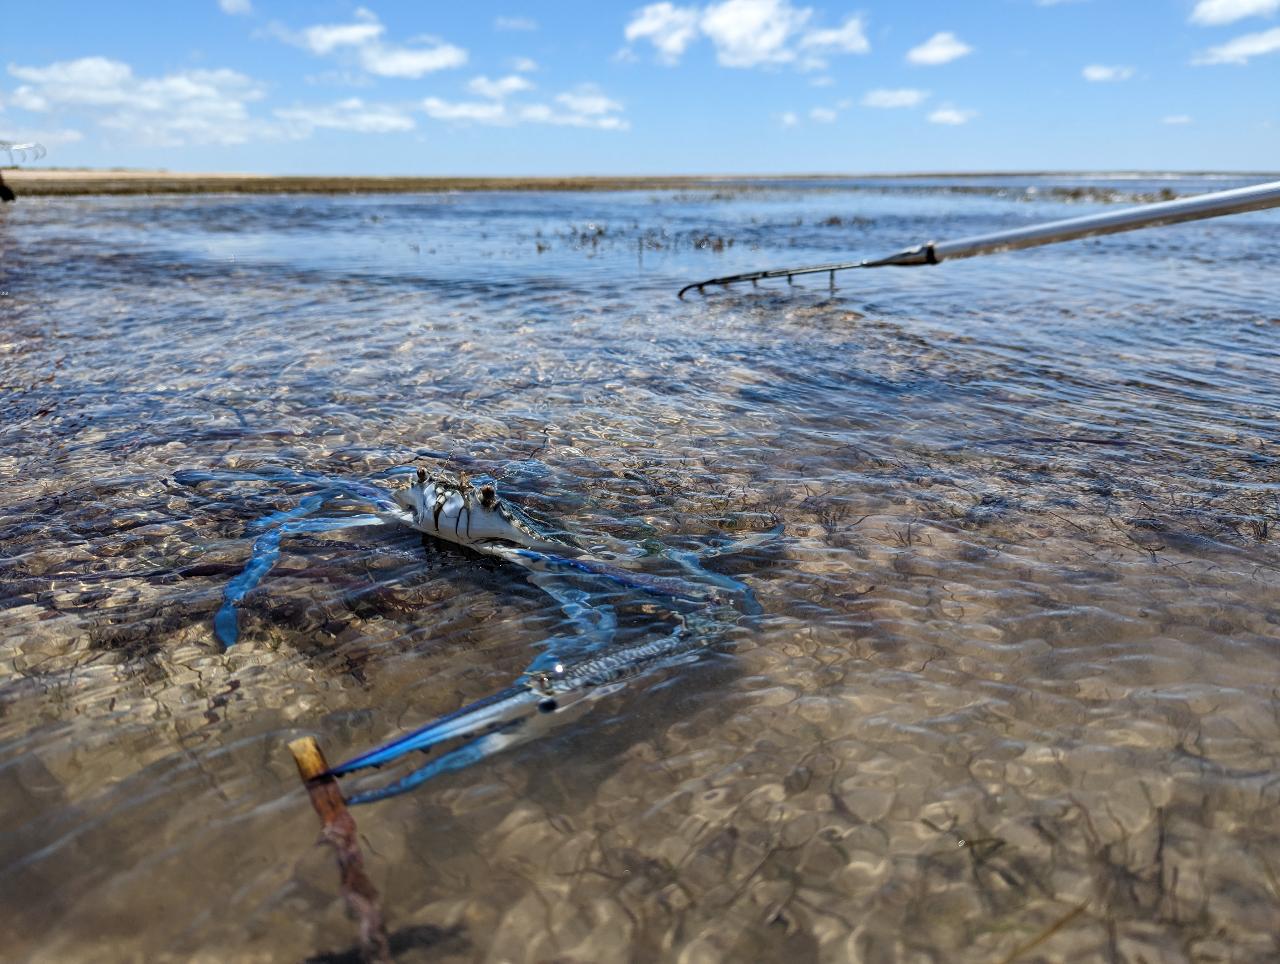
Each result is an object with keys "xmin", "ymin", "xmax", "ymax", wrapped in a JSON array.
[
  {"xmin": 416, "ymin": 467, "xmax": 427, "ymax": 484},
  {"xmin": 479, "ymin": 485, "xmax": 497, "ymax": 509}
]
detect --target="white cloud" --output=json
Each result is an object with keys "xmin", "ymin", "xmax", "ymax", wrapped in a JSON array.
[
  {"xmin": 218, "ymin": 0, "xmax": 253, "ymax": 14},
  {"xmin": 495, "ymin": 16, "xmax": 538, "ymax": 31},
  {"xmin": 556, "ymin": 87, "xmax": 622, "ymax": 115},
  {"xmin": 9, "ymin": 57, "xmax": 137, "ymax": 108},
  {"xmin": 1190, "ymin": 0, "xmax": 1279, "ymax": 25},
  {"xmin": 1162, "ymin": 114, "xmax": 1193, "ymax": 124},
  {"xmin": 303, "ymin": 69, "xmax": 375, "ymax": 88},
  {"xmin": 522, "ymin": 101, "xmax": 629, "ymax": 129},
  {"xmin": 49, "ymin": 128, "xmax": 86, "ymax": 145},
  {"xmin": 7, "ymin": 57, "xmax": 273, "ymax": 146},
  {"xmin": 780, "ymin": 110, "xmax": 799, "ymax": 127},
  {"xmin": 360, "ymin": 43, "xmax": 466, "ymax": 78},
  {"xmin": 809, "ymin": 106, "xmax": 836, "ymax": 122},
  {"xmin": 468, "ymin": 74, "xmax": 534, "ymax": 99},
  {"xmin": 421, "ymin": 97, "xmax": 507, "ymax": 122},
  {"xmin": 1193, "ymin": 25, "xmax": 1280, "ymax": 62},
  {"xmin": 700, "ymin": 0, "xmax": 811, "ymax": 67},
  {"xmin": 809, "ymin": 75, "xmax": 834, "ymax": 86},
  {"xmin": 511, "ymin": 57, "xmax": 539, "ymax": 72},
  {"xmin": 10, "ymin": 87, "xmax": 48, "ymax": 111},
  {"xmin": 7, "ymin": 53, "xmax": 485, "ymax": 148},
  {"xmin": 279, "ymin": 9, "xmax": 467, "ymax": 78},
  {"xmin": 421, "ymin": 84, "xmax": 628, "ymax": 130},
  {"xmin": 928, "ymin": 105, "xmax": 977, "ymax": 125},
  {"xmin": 862, "ymin": 87, "xmax": 929, "ymax": 108},
  {"xmin": 1082, "ymin": 64, "xmax": 1135, "ymax": 81},
  {"xmin": 275, "ymin": 97, "xmax": 414, "ymax": 134},
  {"xmin": 625, "ymin": 3, "xmax": 702, "ymax": 64},
  {"xmin": 800, "ymin": 14, "xmax": 868, "ymax": 54},
  {"xmin": 300, "ymin": 10, "xmax": 384, "ymax": 55},
  {"xmin": 907, "ymin": 31, "xmax": 973, "ymax": 66},
  {"xmin": 6, "ymin": 54, "xmax": 428, "ymax": 147},
  {"xmin": 625, "ymin": 1, "xmax": 869, "ymax": 69}
]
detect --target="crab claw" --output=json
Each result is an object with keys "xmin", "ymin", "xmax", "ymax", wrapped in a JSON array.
[
  {"xmin": 328, "ymin": 681, "xmax": 591, "ymax": 805},
  {"xmin": 326, "ymin": 684, "xmax": 547, "ymax": 776},
  {"xmin": 342, "ymin": 723, "xmax": 542, "ymax": 804},
  {"xmin": 329, "ymin": 620, "xmax": 712, "ymax": 804}
]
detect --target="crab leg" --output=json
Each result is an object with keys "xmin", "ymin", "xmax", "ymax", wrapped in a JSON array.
[
  {"xmin": 214, "ymin": 513, "xmax": 389, "ymax": 648},
  {"xmin": 480, "ymin": 544, "xmax": 724, "ymax": 606},
  {"xmin": 331, "ymin": 618, "xmax": 710, "ymax": 802},
  {"xmin": 518, "ymin": 574, "xmax": 619, "ymax": 672},
  {"xmin": 344, "ymin": 721, "xmax": 551, "ymax": 805},
  {"xmin": 175, "ymin": 467, "xmax": 404, "ymax": 514},
  {"xmin": 327, "ymin": 685, "xmax": 542, "ymax": 776},
  {"xmin": 660, "ymin": 546, "xmax": 764, "ymax": 617},
  {"xmin": 581, "ymin": 529, "xmax": 776, "ymax": 617},
  {"xmin": 246, "ymin": 493, "xmax": 330, "ymax": 532}
]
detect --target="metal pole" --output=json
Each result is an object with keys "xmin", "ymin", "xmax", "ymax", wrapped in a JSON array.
[{"xmin": 930, "ymin": 179, "xmax": 1280, "ymax": 263}]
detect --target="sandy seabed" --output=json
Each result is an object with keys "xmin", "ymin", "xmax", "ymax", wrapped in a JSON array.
[{"xmin": 2, "ymin": 177, "xmax": 1278, "ymax": 962}]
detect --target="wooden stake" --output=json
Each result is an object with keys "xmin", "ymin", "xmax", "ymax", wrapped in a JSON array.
[{"xmin": 289, "ymin": 737, "xmax": 392, "ymax": 963}]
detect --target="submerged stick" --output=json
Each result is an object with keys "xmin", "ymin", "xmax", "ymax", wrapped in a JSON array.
[{"xmin": 289, "ymin": 737, "xmax": 392, "ymax": 963}]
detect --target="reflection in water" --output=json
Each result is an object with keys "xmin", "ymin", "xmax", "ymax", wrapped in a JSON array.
[{"xmin": 1, "ymin": 177, "xmax": 1279, "ymax": 961}]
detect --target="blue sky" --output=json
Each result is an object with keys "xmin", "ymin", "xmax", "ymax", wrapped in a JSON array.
[{"xmin": 2, "ymin": 0, "xmax": 1278, "ymax": 174}]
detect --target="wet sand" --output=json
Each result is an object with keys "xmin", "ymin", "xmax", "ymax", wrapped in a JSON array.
[
  {"xmin": 5, "ymin": 169, "xmax": 781, "ymax": 196},
  {"xmin": 5, "ymin": 168, "xmax": 1276, "ymax": 197}
]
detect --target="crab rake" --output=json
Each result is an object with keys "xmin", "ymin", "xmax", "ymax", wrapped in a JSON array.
[
  {"xmin": 0, "ymin": 140, "xmax": 45, "ymax": 164},
  {"xmin": 677, "ymin": 178, "xmax": 1280, "ymax": 298}
]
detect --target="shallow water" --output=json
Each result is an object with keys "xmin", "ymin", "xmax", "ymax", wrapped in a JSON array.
[{"xmin": 2, "ymin": 176, "xmax": 1279, "ymax": 962}]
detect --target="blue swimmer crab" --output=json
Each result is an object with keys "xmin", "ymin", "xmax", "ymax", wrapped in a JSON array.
[{"xmin": 177, "ymin": 462, "xmax": 764, "ymax": 804}]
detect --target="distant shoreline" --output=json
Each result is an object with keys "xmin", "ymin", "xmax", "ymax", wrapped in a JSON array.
[{"xmin": 2, "ymin": 169, "xmax": 1276, "ymax": 197}]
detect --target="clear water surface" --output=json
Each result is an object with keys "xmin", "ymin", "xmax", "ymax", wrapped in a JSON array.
[{"xmin": 2, "ymin": 175, "xmax": 1279, "ymax": 962}]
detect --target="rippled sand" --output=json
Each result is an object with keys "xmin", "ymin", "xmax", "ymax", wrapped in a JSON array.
[{"xmin": 1, "ymin": 178, "xmax": 1278, "ymax": 962}]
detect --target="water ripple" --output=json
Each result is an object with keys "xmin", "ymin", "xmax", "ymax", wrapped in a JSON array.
[{"xmin": 2, "ymin": 177, "xmax": 1279, "ymax": 961}]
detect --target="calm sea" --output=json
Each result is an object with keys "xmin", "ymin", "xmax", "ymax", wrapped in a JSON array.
[{"xmin": 2, "ymin": 175, "xmax": 1279, "ymax": 961}]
